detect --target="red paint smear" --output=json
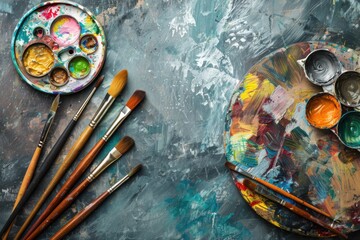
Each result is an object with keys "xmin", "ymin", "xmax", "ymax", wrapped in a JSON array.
[
  {"xmin": 249, "ymin": 200, "xmax": 261, "ymax": 207},
  {"xmin": 350, "ymin": 201, "xmax": 360, "ymax": 224},
  {"xmin": 231, "ymin": 100, "xmax": 243, "ymax": 118},
  {"xmin": 39, "ymin": 6, "xmax": 60, "ymax": 20},
  {"xmin": 235, "ymin": 180, "xmax": 246, "ymax": 191}
]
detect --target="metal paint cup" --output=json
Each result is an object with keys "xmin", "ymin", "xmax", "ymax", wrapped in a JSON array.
[
  {"xmin": 305, "ymin": 92, "xmax": 342, "ymax": 129},
  {"xmin": 298, "ymin": 49, "xmax": 342, "ymax": 86},
  {"xmin": 337, "ymin": 111, "xmax": 360, "ymax": 149},
  {"xmin": 335, "ymin": 71, "xmax": 360, "ymax": 107}
]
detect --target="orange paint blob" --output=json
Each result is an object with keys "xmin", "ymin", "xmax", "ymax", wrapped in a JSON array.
[{"xmin": 306, "ymin": 93, "xmax": 341, "ymax": 129}]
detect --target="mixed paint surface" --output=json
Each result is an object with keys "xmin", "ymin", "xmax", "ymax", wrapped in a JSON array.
[
  {"xmin": 1, "ymin": 0, "xmax": 360, "ymax": 240},
  {"xmin": 12, "ymin": 1, "xmax": 106, "ymax": 94},
  {"xmin": 224, "ymin": 42, "xmax": 360, "ymax": 237}
]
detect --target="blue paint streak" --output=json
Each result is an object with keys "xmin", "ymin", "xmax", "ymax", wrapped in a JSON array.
[{"xmin": 165, "ymin": 180, "xmax": 251, "ymax": 239}]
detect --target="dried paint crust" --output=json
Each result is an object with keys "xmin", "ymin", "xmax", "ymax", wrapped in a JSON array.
[
  {"xmin": 11, "ymin": 1, "xmax": 106, "ymax": 94},
  {"xmin": 224, "ymin": 41, "xmax": 360, "ymax": 237}
]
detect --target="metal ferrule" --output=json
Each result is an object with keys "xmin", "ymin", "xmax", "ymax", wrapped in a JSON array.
[
  {"xmin": 107, "ymin": 174, "xmax": 130, "ymax": 193},
  {"xmin": 237, "ymin": 167, "xmax": 253, "ymax": 179},
  {"xmin": 73, "ymin": 87, "xmax": 98, "ymax": 121},
  {"xmin": 89, "ymin": 94, "xmax": 115, "ymax": 128},
  {"xmin": 39, "ymin": 111, "xmax": 56, "ymax": 147},
  {"xmin": 38, "ymin": 140, "xmax": 44, "ymax": 148},
  {"xmin": 87, "ymin": 148, "xmax": 122, "ymax": 182},
  {"xmin": 102, "ymin": 106, "xmax": 131, "ymax": 142}
]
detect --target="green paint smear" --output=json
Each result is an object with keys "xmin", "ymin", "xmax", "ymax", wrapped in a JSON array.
[
  {"xmin": 69, "ymin": 57, "xmax": 90, "ymax": 79},
  {"xmin": 338, "ymin": 112, "xmax": 360, "ymax": 148}
]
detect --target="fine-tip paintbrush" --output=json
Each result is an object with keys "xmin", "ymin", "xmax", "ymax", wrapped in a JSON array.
[
  {"xmin": 8, "ymin": 71, "xmax": 126, "ymax": 239},
  {"xmin": 23, "ymin": 90, "xmax": 145, "ymax": 239},
  {"xmin": 50, "ymin": 164, "xmax": 142, "ymax": 240},
  {"xmin": 2, "ymin": 76, "xmax": 103, "ymax": 240},
  {"xmin": 225, "ymin": 162, "xmax": 333, "ymax": 220},
  {"xmin": 25, "ymin": 136, "xmax": 134, "ymax": 240},
  {"xmin": 2, "ymin": 94, "xmax": 59, "ymax": 240},
  {"xmin": 243, "ymin": 179, "xmax": 348, "ymax": 239}
]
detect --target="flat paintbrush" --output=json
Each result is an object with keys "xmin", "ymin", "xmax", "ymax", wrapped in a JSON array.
[
  {"xmin": 23, "ymin": 90, "xmax": 145, "ymax": 239},
  {"xmin": 25, "ymin": 136, "xmax": 134, "ymax": 240},
  {"xmin": 9, "ymin": 71, "xmax": 127, "ymax": 240},
  {"xmin": 50, "ymin": 164, "xmax": 142, "ymax": 240},
  {"xmin": 243, "ymin": 179, "xmax": 347, "ymax": 239},
  {"xmin": 225, "ymin": 162, "xmax": 333, "ymax": 220},
  {"xmin": 2, "ymin": 94, "xmax": 59, "ymax": 240},
  {"xmin": 1, "ymin": 76, "xmax": 103, "ymax": 240}
]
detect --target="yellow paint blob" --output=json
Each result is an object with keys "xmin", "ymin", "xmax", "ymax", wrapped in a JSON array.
[{"xmin": 23, "ymin": 44, "xmax": 54, "ymax": 77}]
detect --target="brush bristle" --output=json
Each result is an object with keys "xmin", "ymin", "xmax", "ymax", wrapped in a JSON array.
[
  {"xmin": 243, "ymin": 179, "xmax": 256, "ymax": 191},
  {"xmin": 116, "ymin": 136, "xmax": 134, "ymax": 154},
  {"xmin": 107, "ymin": 70, "xmax": 127, "ymax": 98},
  {"xmin": 95, "ymin": 75, "xmax": 105, "ymax": 88},
  {"xmin": 126, "ymin": 90, "xmax": 145, "ymax": 110},
  {"xmin": 128, "ymin": 164, "xmax": 142, "ymax": 177},
  {"xmin": 50, "ymin": 94, "xmax": 60, "ymax": 112}
]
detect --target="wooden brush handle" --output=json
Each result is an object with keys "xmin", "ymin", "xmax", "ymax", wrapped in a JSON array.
[
  {"xmin": 254, "ymin": 176, "xmax": 332, "ymax": 219},
  {"xmin": 26, "ymin": 179, "xmax": 91, "ymax": 240},
  {"xmin": 15, "ymin": 147, "xmax": 42, "ymax": 205},
  {"xmin": 25, "ymin": 139, "xmax": 105, "ymax": 239},
  {"xmin": 283, "ymin": 202, "xmax": 347, "ymax": 239},
  {"xmin": 2, "ymin": 147, "xmax": 42, "ymax": 239},
  {"xmin": 50, "ymin": 191, "xmax": 110, "ymax": 240},
  {"xmin": 11, "ymin": 120, "xmax": 78, "ymax": 240},
  {"xmin": 13, "ymin": 126, "xmax": 94, "ymax": 240}
]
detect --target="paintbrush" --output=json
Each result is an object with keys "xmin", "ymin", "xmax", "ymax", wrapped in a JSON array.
[
  {"xmin": 225, "ymin": 162, "xmax": 333, "ymax": 220},
  {"xmin": 243, "ymin": 179, "xmax": 348, "ymax": 239},
  {"xmin": 23, "ymin": 90, "xmax": 145, "ymax": 239},
  {"xmin": 2, "ymin": 94, "xmax": 59, "ymax": 240},
  {"xmin": 6, "ymin": 71, "xmax": 126, "ymax": 239},
  {"xmin": 1, "ymin": 76, "xmax": 103, "ymax": 240},
  {"xmin": 50, "ymin": 164, "xmax": 142, "ymax": 240},
  {"xmin": 25, "ymin": 136, "xmax": 134, "ymax": 240}
]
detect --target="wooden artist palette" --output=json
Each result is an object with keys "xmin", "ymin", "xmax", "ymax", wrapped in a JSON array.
[
  {"xmin": 11, "ymin": 1, "xmax": 106, "ymax": 94},
  {"xmin": 224, "ymin": 42, "xmax": 360, "ymax": 237}
]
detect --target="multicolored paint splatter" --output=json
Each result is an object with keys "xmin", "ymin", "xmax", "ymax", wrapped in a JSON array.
[
  {"xmin": 224, "ymin": 42, "xmax": 360, "ymax": 237},
  {"xmin": 11, "ymin": 1, "xmax": 106, "ymax": 94},
  {"xmin": 23, "ymin": 43, "xmax": 54, "ymax": 77},
  {"xmin": 305, "ymin": 92, "xmax": 341, "ymax": 129},
  {"xmin": 50, "ymin": 15, "xmax": 80, "ymax": 47},
  {"xmin": 69, "ymin": 56, "xmax": 90, "ymax": 79}
]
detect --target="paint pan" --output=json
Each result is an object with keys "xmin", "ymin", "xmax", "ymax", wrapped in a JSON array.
[
  {"xmin": 335, "ymin": 71, "xmax": 360, "ymax": 107},
  {"xmin": 337, "ymin": 111, "xmax": 360, "ymax": 148},
  {"xmin": 11, "ymin": 1, "xmax": 106, "ymax": 94},
  {"xmin": 68, "ymin": 56, "xmax": 91, "ymax": 79},
  {"xmin": 299, "ymin": 49, "xmax": 342, "ymax": 86},
  {"xmin": 50, "ymin": 67, "xmax": 69, "ymax": 86},
  {"xmin": 22, "ymin": 43, "xmax": 55, "ymax": 77},
  {"xmin": 79, "ymin": 34, "xmax": 98, "ymax": 54},
  {"xmin": 305, "ymin": 92, "xmax": 342, "ymax": 129},
  {"xmin": 50, "ymin": 15, "xmax": 81, "ymax": 47}
]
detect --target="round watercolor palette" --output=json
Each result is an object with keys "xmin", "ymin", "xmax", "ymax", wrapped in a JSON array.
[
  {"xmin": 224, "ymin": 42, "xmax": 360, "ymax": 237},
  {"xmin": 11, "ymin": 1, "xmax": 106, "ymax": 94}
]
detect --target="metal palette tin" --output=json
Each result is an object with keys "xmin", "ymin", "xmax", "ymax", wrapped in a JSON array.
[{"xmin": 11, "ymin": 1, "xmax": 106, "ymax": 94}]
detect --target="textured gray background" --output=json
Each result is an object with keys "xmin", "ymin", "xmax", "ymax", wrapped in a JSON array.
[{"xmin": 1, "ymin": 0, "xmax": 360, "ymax": 239}]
